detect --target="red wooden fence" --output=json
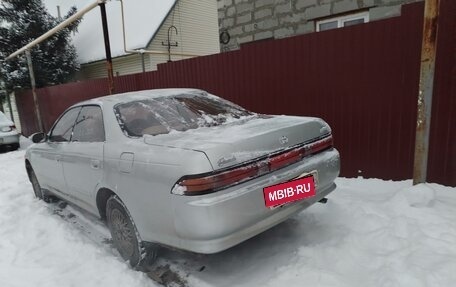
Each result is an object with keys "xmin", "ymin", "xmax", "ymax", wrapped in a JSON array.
[{"xmin": 15, "ymin": 2, "xmax": 456, "ymax": 186}]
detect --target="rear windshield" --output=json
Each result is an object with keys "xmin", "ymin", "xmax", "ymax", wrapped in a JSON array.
[{"xmin": 114, "ymin": 93, "xmax": 254, "ymax": 137}]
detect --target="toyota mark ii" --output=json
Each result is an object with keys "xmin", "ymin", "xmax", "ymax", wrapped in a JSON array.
[{"xmin": 25, "ymin": 89, "xmax": 340, "ymax": 268}]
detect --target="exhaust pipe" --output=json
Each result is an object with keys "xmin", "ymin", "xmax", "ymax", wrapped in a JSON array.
[{"xmin": 318, "ymin": 198, "xmax": 328, "ymax": 204}]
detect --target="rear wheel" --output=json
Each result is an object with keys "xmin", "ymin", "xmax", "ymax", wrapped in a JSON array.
[
  {"xmin": 106, "ymin": 196, "xmax": 157, "ymax": 269},
  {"xmin": 29, "ymin": 168, "xmax": 52, "ymax": 203},
  {"xmin": 30, "ymin": 168, "xmax": 44, "ymax": 200}
]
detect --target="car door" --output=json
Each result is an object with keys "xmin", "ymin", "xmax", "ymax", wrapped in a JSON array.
[
  {"xmin": 61, "ymin": 105, "xmax": 105, "ymax": 208},
  {"xmin": 32, "ymin": 107, "xmax": 81, "ymax": 195}
]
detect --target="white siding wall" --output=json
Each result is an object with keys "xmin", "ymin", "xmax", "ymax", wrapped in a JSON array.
[
  {"xmin": 2, "ymin": 92, "xmax": 22, "ymax": 133},
  {"xmin": 147, "ymin": 0, "xmax": 221, "ymax": 70},
  {"xmin": 79, "ymin": 53, "xmax": 151, "ymax": 79},
  {"xmin": 78, "ymin": 0, "xmax": 220, "ymax": 79}
]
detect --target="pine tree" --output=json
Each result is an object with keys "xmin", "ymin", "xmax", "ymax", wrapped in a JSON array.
[{"xmin": 0, "ymin": 0, "xmax": 80, "ymax": 91}]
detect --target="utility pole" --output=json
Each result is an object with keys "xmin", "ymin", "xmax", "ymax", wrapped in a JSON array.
[
  {"xmin": 99, "ymin": 1, "xmax": 114, "ymax": 94},
  {"xmin": 25, "ymin": 50, "xmax": 45, "ymax": 132},
  {"xmin": 413, "ymin": 0, "xmax": 440, "ymax": 185}
]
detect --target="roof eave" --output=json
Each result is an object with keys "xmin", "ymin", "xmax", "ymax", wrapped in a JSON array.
[{"xmin": 144, "ymin": 0, "xmax": 179, "ymax": 49}]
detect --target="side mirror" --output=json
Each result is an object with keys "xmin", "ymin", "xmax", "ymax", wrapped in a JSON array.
[{"xmin": 31, "ymin": 132, "xmax": 47, "ymax": 143}]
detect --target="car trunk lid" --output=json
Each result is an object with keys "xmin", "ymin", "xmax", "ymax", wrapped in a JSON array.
[{"xmin": 144, "ymin": 115, "xmax": 331, "ymax": 170}]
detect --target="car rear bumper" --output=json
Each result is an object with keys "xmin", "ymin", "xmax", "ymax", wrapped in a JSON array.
[
  {"xmin": 169, "ymin": 148, "xmax": 340, "ymax": 254},
  {"xmin": 0, "ymin": 132, "xmax": 20, "ymax": 146}
]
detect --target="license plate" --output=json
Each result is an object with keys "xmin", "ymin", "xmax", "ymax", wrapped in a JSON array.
[{"xmin": 263, "ymin": 174, "xmax": 316, "ymax": 208}]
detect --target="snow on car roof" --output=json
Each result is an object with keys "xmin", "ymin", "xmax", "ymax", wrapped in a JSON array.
[
  {"xmin": 73, "ymin": 88, "xmax": 204, "ymax": 107},
  {"xmin": 43, "ymin": 0, "xmax": 176, "ymax": 64}
]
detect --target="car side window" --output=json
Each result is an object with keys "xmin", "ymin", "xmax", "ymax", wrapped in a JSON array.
[
  {"xmin": 49, "ymin": 107, "xmax": 81, "ymax": 142},
  {"xmin": 72, "ymin": 106, "xmax": 105, "ymax": 142}
]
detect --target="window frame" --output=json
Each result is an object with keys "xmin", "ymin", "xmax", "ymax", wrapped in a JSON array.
[
  {"xmin": 48, "ymin": 107, "xmax": 81, "ymax": 143},
  {"xmin": 71, "ymin": 105, "xmax": 106, "ymax": 143},
  {"xmin": 48, "ymin": 104, "xmax": 105, "ymax": 143},
  {"xmin": 316, "ymin": 11, "xmax": 369, "ymax": 32}
]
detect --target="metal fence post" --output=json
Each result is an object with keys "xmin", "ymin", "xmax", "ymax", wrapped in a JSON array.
[
  {"xmin": 99, "ymin": 1, "xmax": 114, "ymax": 94},
  {"xmin": 413, "ymin": 0, "xmax": 440, "ymax": 185}
]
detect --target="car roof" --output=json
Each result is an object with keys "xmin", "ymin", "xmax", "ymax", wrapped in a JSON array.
[{"xmin": 72, "ymin": 88, "xmax": 204, "ymax": 108}]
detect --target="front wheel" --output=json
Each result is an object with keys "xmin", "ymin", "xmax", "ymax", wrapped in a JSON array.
[
  {"xmin": 30, "ymin": 168, "xmax": 45, "ymax": 200},
  {"xmin": 106, "ymin": 196, "xmax": 157, "ymax": 269}
]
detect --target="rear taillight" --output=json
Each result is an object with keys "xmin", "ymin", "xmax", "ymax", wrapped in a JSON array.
[
  {"xmin": 269, "ymin": 149, "xmax": 301, "ymax": 171},
  {"xmin": 304, "ymin": 135, "xmax": 333, "ymax": 156},
  {"xmin": 179, "ymin": 164, "xmax": 260, "ymax": 193},
  {"xmin": 172, "ymin": 135, "xmax": 333, "ymax": 195}
]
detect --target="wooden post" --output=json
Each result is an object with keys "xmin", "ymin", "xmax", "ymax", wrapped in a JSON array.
[{"xmin": 25, "ymin": 49, "xmax": 44, "ymax": 132}]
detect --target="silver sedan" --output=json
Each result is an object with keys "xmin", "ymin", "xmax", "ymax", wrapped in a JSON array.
[
  {"xmin": 25, "ymin": 89, "xmax": 340, "ymax": 268},
  {"xmin": 0, "ymin": 111, "xmax": 20, "ymax": 151}
]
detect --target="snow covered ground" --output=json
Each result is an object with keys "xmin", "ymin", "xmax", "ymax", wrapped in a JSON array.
[{"xmin": 1, "ymin": 139, "xmax": 455, "ymax": 287}]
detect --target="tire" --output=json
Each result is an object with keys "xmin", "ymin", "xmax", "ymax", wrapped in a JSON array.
[
  {"xmin": 30, "ymin": 168, "xmax": 44, "ymax": 200},
  {"xmin": 11, "ymin": 143, "xmax": 20, "ymax": 151},
  {"xmin": 106, "ymin": 196, "xmax": 157, "ymax": 269}
]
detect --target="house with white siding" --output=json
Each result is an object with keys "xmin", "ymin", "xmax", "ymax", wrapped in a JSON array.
[{"xmin": 44, "ymin": 0, "xmax": 220, "ymax": 79}]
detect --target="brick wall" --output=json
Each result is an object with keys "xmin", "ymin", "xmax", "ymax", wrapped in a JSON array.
[{"xmin": 217, "ymin": 0, "xmax": 422, "ymax": 51}]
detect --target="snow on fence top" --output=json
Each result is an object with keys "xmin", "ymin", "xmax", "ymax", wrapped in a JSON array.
[{"xmin": 43, "ymin": 0, "xmax": 176, "ymax": 64}]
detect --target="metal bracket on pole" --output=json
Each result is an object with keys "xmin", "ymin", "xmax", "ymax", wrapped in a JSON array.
[{"xmin": 413, "ymin": 0, "xmax": 440, "ymax": 185}]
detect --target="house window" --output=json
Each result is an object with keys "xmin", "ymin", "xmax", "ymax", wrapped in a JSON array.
[{"xmin": 316, "ymin": 12, "xmax": 369, "ymax": 32}]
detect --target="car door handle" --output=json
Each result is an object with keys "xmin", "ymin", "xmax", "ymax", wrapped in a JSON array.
[
  {"xmin": 55, "ymin": 155, "xmax": 61, "ymax": 162},
  {"xmin": 90, "ymin": 159, "xmax": 101, "ymax": 170}
]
